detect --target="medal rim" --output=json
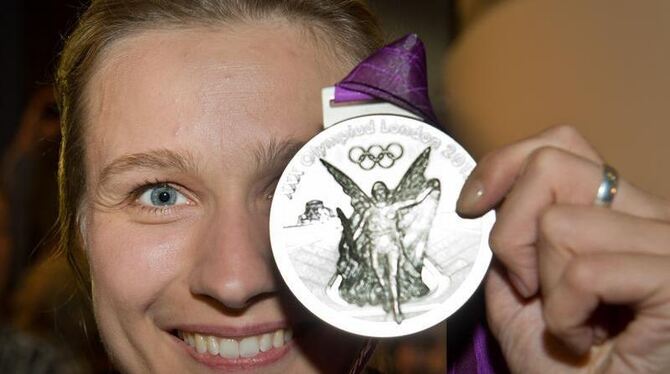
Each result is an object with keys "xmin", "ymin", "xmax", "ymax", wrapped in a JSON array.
[{"xmin": 270, "ymin": 113, "xmax": 493, "ymax": 337}]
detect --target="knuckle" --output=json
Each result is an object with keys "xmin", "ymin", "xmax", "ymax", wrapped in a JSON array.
[
  {"xmin": 526, "ymin": 146, "xmax": 563, "ymax": 175},
  {"xmin": 563, "ymin": 257, "xmax": 596, "ymax": 292},
  {"xmin": 545, "ymin": 124, "xmax": 602, "ymax": 162},
  {"xmin": 538, "ymin": 206, "xmax": 573, "ymax": 246},
  {"xmin": 547, "ymin": 124, "xmax": 583, "ymax": 144}
]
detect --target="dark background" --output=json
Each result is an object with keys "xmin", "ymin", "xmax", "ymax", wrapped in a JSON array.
[{"xmin": 1, "ymin": 1, "xmax": 81, "ymax": 151}]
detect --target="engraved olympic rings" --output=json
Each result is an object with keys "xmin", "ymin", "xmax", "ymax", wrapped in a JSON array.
[{"xmin": 348, "ymin": 143, "xmax": 404, "ymax": 170}]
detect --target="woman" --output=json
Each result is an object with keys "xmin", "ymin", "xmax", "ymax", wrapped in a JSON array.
[
  {"xmin": 56, "ymin": 1, "xmax": 382, "ymax": 372},
  {"xmin": 55, "ymin": 0, "xmax": 670, "ymax": 373}
]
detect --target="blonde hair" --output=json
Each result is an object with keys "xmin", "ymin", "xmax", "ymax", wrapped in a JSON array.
[{"xmin": 55, "ymin": 0, "xmax": 383, "ymax": 290}]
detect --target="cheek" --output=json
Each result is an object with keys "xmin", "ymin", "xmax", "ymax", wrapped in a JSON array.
[{"xmin": 86, "ymin": 212, "xmax": 192, "ymax": 314}]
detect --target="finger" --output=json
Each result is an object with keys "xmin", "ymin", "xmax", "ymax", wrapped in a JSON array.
[
  {"xmin": 457, "ymin": 125, "xmax": 602, "ymax": 218},
  {"xmin": 484, "ymin": 261, "xmax": 526, "ymax": 336},
  {"xmin": 543, "ymin": 253, "xmax": 670, "ymax": 355},
  {"xmin": 488, "ymin": 147, "xmax": 606, "ymax": 297},
  {"xmin": 457, "ymin": 125, "xmax": 670, "ymax": 220},
  {"xmin": 538, "ymin": 206, "xmax": 670, "ymax": 294},
  {"xmin": 489, "ymin": 147, "xmax": 667, "ymax": 297}
]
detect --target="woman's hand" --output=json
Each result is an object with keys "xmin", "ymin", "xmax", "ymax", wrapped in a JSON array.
[{"xmin": 457, "ymin": 125, "xmax": 670, "ymax": 373}]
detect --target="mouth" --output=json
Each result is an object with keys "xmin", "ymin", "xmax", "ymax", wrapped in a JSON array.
[
  {"xmin": 175, "ymin": 327, "xmax": 292, "ymax": 359},
  {"xmin": 170, "ymin": 325, "xmax": 294, "ymax": 372}
]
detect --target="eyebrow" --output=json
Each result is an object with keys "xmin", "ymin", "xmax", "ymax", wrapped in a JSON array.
[
  {"xmin": 252, "ymin": 137, "xmax": 306, "ymax": 174},
  {"xmin": 97, "ymin": 138, "xmax": 306, "ymax": 187},
  {"xmin": 99, "ymin": 149, "xmax": 196, "ymax": 185}
]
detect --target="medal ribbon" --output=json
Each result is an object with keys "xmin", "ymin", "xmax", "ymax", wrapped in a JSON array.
[
  {"xmin": 337, "ymin": 34, "xmax": 498, "ymax": 374},
  {"xmin": 334, "ymin": 34, "xmax": 440, "ymax": 126}
]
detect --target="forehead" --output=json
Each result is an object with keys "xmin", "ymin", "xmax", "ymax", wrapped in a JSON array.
[{"xmin": 85, "ymin": 21, "xmax": 347, "ymax": 176}]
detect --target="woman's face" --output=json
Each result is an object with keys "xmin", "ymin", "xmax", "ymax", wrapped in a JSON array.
[{"xmin": 83, "ymin": 21, "xmax": 365, "ymax": 373}]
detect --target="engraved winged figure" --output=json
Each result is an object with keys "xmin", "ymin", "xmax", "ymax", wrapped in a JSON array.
[{"xmin": 321, "ymin": 147, "xmax": 441, "ymax": 323}]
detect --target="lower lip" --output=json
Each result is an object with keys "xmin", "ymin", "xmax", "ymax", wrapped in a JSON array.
[{"xmin": 170, "ymin": 333, "xmax": 293, "ymax": 372}]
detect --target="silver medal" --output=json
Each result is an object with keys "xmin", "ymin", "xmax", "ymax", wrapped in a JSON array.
[{"xmin": 269, "ymin": 88, "xmax": 493, "ymax": 337}]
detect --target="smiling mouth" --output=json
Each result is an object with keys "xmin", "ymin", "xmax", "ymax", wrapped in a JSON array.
[{"xmin": 176, "ymin": 328, "xmax": 293, "ymax": 359}]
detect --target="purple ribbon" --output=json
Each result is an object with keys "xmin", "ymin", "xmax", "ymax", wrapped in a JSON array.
[
  {"xmin": 448, "ymin": 323, "xmax": 499, "ymax": 374},
  {"xmin": 336, "ymin": 34, "xmax": 499, "ymax": 374},
  {"xmin": 334, "ymin": 34, "xmax": 440, "ymax": 126}
]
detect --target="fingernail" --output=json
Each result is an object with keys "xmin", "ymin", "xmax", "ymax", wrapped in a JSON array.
[
  {"xmin": 508, "ymin": 271, "xmax": 531, "ymax": 298},
  {"xmin": 456, "ymin": 178, "xmax": 484, "ymax": 215}
]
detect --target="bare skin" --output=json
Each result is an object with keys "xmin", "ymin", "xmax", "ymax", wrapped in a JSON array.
[
  {"xmin": 82, "ymin": 21, "xmax": 365, "ymax": 373},
  {"xmin": 457, "ymin": 125, "xmax": 670, "ymax": 373}
]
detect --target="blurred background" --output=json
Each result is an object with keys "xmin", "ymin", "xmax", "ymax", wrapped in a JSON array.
[{"xmin": 1, "ymin": 0, "xmax": 668, "ymax": 373}]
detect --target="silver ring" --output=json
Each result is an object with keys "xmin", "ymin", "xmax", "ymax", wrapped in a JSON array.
[{"xmin": 594, "ymin": 164, "xmax": 618, "ymax": 207}]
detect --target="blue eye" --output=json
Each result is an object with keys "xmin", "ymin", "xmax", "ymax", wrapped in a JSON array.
[{"xmin": 138, "ymin": 184, "xmax": 188, "ymax": 207}]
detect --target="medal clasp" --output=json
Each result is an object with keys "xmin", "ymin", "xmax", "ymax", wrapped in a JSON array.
[{"xmin": 321, "ymin": 86, "xmax": 421, "ymax": 129}]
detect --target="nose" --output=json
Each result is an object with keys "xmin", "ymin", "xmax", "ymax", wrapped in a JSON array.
[{"xmin": 189, "ymin": 200, "xmax": 276, "ymax": 310}]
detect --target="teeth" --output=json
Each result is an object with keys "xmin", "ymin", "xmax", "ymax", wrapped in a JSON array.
[
  {"xmin": 195, "ymin": 334, "xmax": 207, "ymax": 354},
  {"xmin": 284, "ymin": 329, "xmax": 293, "ymax": 342},
  {"xmin": 239, "ymin": 336, "xmax": 259, "ymax": 358},
  {"xmin": 178, "ymin": 328, "xmax": 291, "ymax": 359},
  {"xmin": 207, "ymin": 336, "xmax": 219, "ymax": 355},
  {"xmin": 272, "ymin": 330, "xmax": 284, "ymax": 348},
  {"xmin": 259, "ymin": 333, "xmax": 272, "ymax": 352},
  {"xmin": 219, "ymin": 338, "xmax": 239, "ymax": 359}
]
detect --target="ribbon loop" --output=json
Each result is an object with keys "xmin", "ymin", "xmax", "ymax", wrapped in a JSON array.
[{"xmin": 334, "ymin": 34, "xmax": 439, "ymax": 126}]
